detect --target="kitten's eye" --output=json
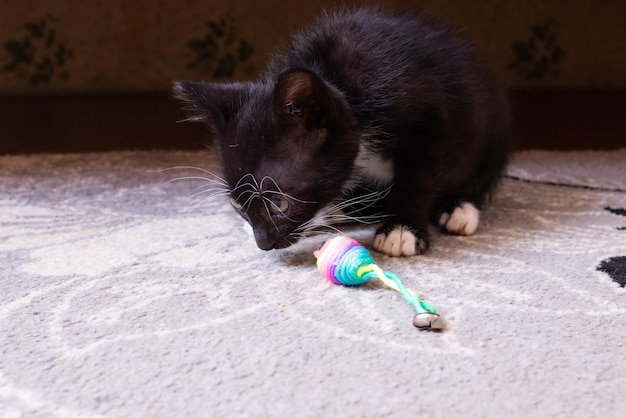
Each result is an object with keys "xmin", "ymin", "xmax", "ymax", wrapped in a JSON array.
[
  {"xmin": 230, "ymin": 197, "xmax": 243, "ymax": 210},
  {"xmin": 269, "ymin": 198, "xmax": 289, "ymax": 214}
]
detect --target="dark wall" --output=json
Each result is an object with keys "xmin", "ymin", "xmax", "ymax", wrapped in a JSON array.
[{"xmin": 1, "ymin": 89, "xmax": 625, "ymax": 155}]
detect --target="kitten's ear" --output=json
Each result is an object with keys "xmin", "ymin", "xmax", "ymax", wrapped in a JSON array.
[
  {"xmin": 273, "ymin": 69, "xmax": 335, "ymax": 131},
  {"xmin": 173, "ymin": 80, "xmax": 250, "ymax": 132}
]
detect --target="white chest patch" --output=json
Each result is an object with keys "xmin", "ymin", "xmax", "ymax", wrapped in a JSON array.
[{"xmin": 354, "ymin": 145, "xmax": 394, "ymax": 187}]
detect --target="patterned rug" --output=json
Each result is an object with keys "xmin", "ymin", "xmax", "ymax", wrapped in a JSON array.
[{"xmin": 1, "ymin": 149, "xmax": 624, "ymax": 417}]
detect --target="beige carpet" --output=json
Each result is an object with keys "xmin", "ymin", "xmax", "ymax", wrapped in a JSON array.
[{"xmin": 1, "ymin": 149, "xmax": 625, "ymax": 417}]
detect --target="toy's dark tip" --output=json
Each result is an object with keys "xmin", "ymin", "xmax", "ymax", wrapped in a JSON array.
[{"xmin": 413, "ymin": 313, "xmax": 445, "ymax": 330}]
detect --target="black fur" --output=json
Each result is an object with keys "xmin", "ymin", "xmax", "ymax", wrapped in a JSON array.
[{"xmin": 174, "ymin": 8, "xmax": 513, "ymax": 255}]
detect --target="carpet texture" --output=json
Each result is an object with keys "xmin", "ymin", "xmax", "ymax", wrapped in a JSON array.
[{"xmin": 1, "ymin": 149, "xmax": 625, "ymax": 417}]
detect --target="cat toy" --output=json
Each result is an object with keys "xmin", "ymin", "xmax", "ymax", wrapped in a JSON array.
[{"xmin": 314, "ymin": 236, "xmax": 444, "ymax": 330}]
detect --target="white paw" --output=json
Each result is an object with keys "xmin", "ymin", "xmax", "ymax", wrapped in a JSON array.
[
  {"xmin": 373, "ymin": 225, "xmax": 418, "ymax": 257},
  {"xmin": 439, "ymin": 202, "xmax": 480, "ymax": 236}
]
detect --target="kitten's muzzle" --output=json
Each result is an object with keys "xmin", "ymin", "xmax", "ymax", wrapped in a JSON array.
[{"xmin": 253, "ymin": 228, "xmax": 296, "ymax": 251}]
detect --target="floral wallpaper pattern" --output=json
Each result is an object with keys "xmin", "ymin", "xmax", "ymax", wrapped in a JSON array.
[
  {"xmin": 186, "ymin": 15, "xmax": 255, "ymax": 80},
  {"xmin": 2, "ymin": 14, "xmax": 73, "ymax": 85},
  {"xmin": 508, "ymin": 21, "xmax": 567, "ymax": 81},
  {"xmin": 0, "ymin": 0, "xmax": 624, "ymax": 92}
]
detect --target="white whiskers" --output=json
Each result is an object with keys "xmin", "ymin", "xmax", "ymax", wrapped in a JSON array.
[
  {"xmin": 294, "ymin": 187, "xmax": 392, "ymax": 238},
  {"xmin": 158, "ymin": 166, "xmax": 391, "ymax": 246},
  {"xmin": 156, "ymin": 166, "xmax": 229, "ymax": 201}
]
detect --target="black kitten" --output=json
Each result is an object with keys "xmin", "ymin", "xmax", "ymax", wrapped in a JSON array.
[{"xmin": 174, "ymin": 8, "xmax": 513, "ymax": 256}]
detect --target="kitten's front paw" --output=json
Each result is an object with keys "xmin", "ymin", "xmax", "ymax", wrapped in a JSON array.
[
  {"xmin": 439, "ymin": 202, "xmax": 480, "ymax": 236},
  {"xmin": 373, "ymin": 224, "xmax": 429, "ymax": 257}
]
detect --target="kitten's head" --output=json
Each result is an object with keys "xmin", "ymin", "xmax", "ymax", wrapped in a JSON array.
[{"xmin": 174, "ymin": 69, "xmax": 360, "ymax": 250}]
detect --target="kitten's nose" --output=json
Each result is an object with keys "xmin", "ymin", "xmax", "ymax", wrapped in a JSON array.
[{"xmin": 253, "ymin": 228, "xmax": 277, "ymax": 251}]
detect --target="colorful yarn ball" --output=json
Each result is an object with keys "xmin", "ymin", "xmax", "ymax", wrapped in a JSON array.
[
  {"xmin": 314, "ymin": 236, "xmax": 377, "ymax": 285},
  {"xmin": 313, "ymin": 235, "xmax": 444, "ymax": 330}
]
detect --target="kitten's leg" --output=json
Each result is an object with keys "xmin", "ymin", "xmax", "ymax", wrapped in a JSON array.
[
  {"xmin": 436, "ymin": 124, "xmax": 510, "ymax": 236},
  {"xmin": 373, "ymin": 189, "xmax": 433, "ymax": 257}
]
